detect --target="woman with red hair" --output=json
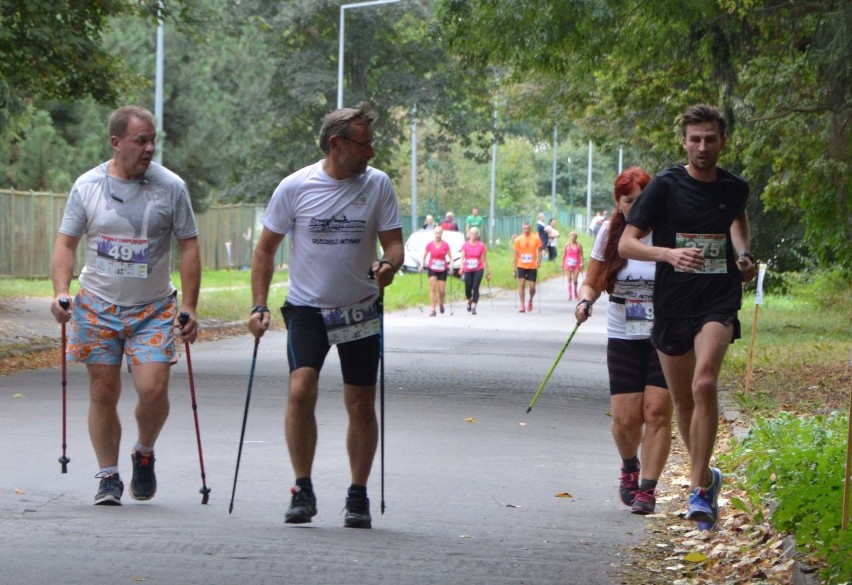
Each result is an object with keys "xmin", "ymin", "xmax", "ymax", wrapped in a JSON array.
[{"xmin": 574, "ymin": 167, "xmax": 672, "ymax": 515}]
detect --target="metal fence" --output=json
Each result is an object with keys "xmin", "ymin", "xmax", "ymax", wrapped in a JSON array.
[{"xmin": 1, "ymin": 189, "xmax": 584, "ymax": 278}]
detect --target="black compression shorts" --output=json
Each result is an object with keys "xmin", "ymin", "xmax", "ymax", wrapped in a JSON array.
[
  {"xmin": 281, "ymin": 303, "xmax": 380, "ymax": 386},
  {"xmin": 607, "ymin": 338, "xmax": 667, "ymax": 395},
  {"xmin": 652, "ymin": 313, "xmax": 741, "ymax": 357}
]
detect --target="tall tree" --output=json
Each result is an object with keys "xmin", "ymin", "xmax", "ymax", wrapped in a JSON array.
[
  {"xmin": 0, "ymin": 0, "xmax": 190, "ymax": 133},
  {"xmin": 223, "ymin": 0, "xmax": 497, "ymax": 203},
  {"xmin": 436, "ymin": 0, "xmax": 851, "ymax": 269}
]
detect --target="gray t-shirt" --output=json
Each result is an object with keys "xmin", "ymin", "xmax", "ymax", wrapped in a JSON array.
[{"xmin": 59, "ymin": 161, "xmax": 198, "ymax": 306}]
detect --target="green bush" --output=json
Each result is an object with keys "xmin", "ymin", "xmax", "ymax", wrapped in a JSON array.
[{"xmin": 723, "ymin": 412, "xmax": 852, "ymax": 583}]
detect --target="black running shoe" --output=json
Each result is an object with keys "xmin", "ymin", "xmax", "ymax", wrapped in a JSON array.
[
  {"xmin": 285, "ymin": 486, "xmax": 317, "ymax": 524},
  {"xmin": 130, "ymin": 451, "xmax": 157, "ymax": 501},
  {"xmin": 94, "ymin": 473, "xmax": 124, "ymax": 506},
  {"xmin": 631, "ymin": 487, "xmax": 657, "ymax": 515},
  {"xmin": 619, "ymin": 468, "xmax": 640, "ymax": 506},
  {"xmin": 344, "ymin": 489, "xmax": 372, "ymax": 529}
]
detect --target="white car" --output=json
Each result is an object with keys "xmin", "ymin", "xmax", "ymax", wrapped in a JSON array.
[{"xmin": 402, "ymin": 229, "xmax": 465, "ymax": 273}]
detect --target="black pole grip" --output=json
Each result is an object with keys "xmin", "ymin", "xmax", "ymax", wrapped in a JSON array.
[{"xmin": 59, "ymin": 298, "xmax": 70, "ymax": 310}]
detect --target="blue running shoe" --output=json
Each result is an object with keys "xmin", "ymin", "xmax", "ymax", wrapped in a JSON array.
[{"xmin": 687, "ymin": 467, "xmax": 722, "ymax": 530}]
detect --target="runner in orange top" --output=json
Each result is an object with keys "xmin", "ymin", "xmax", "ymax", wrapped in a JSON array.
[{"xmin": 513, "ymin": 222, "xmax": 543, "ymax": 313}]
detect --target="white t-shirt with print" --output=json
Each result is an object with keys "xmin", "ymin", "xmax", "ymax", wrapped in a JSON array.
[
  {"xmin": 591, "ymin": 220, "xmax": 656, "ymax": 340},
  {"xmin": 59, "ymin": 161, "xmax": 198, "ymax": 306},
  {"xmin": 263, "ymin": 161, "xmax": 402, "ymax": 308}
]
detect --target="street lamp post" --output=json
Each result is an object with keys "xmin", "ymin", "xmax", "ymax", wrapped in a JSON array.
[
  {"xmin": 154, "ymin": 1, "xmax": 164, "ymax": 164},
  {"xmin": 567, "ymin": 157, "xmax": 573, "ymax": 228},
  {"xmin": 337, "ymin": 0, "xmax": 402, "ymax": 109}
]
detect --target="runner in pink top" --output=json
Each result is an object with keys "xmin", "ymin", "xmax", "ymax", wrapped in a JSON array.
[
  {"xmin": 562, "ymin": 231, "xmax": 584, "ymax": 300},
  {"xmin": 458, "ymin": 227, "xmax": 490, "ymax": 315},
  {"xmin": 420, "ymin": 226, "xmax": 453, "ymax": 316}
]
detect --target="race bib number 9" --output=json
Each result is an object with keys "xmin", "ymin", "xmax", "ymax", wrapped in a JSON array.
[
  {"xmin": 95, "ymin": 234, "xmax": 149, "ymax": 278},
  {"xmin": 465, "ymin": 258, "xmax": 479, "ymax": 270},
  {"xmin": 431, "ymin": 259, "xmax": 446, "ymax": 271},
  {"xmin": 625, "ymin": 300, "xmax": 653, "ymax": 336},
  {"xmin": 321, "ymin": 299, "xmax": 380, "ymax": 345},
  {"xmin": 675, "ymin": 233, "xmax": 727, "ymax": 274}
]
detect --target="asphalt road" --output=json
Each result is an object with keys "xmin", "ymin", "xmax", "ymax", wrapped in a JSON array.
[{"xmin": 0, "ymin": 276, "xmax": 651, "ymax": 585}]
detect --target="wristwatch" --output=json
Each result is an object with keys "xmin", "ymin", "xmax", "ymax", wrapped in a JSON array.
[
  {"xmin": 739, "ymin": 252, "xmax": 755, "ymax": 262},
  {"xmin": 251, "ymin": 305, "xmax": 269, "ymax": 315}
]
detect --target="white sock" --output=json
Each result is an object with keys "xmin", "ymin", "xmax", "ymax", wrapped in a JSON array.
[{"xmin": 98, "ymin": 466, "xmax": 119, "ymax": 477}]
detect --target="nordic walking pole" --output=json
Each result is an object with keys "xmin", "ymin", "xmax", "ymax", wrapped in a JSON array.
[
  {"xmin": 378, "ymin": 295, "xmax": 386, "ymax": 514},
  {"xmin": 229, "ymin": 336, "xmax": 260, "ymax": 514},
  {"xmin": 368, "ymin": 265, "xmax": 387, "ymax": 514},
  {"xmin": 58, "ymin": 298, "xmax": 71, "ymax": 473},
  {"xmin": 487, "ymin": 273, "xmax": 493, "ymax": 307},
  {"xmin": 526, "ymin": 321, "xmax": 581, "ymax": 413},
  {"xmin": 179, "ymin": 313, "xmax": 211, "ymax": 504}
]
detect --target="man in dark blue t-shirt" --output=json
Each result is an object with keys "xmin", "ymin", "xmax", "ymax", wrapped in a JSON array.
[{"xmin": 618, "ymin": 104, "xmax": 756, "ymax": 533}]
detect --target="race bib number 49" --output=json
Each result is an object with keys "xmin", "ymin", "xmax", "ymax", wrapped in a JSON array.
[
  {"xmin": 321, "ymin": 299, "xmax": 380, "ymax": 345},
  {"xmin": 95, "ymin": 234, "xmax": 149, "ymax": 278},
  {"xmin": 675, "ymin": 233, "xmax": 727, "ymax": 274}
]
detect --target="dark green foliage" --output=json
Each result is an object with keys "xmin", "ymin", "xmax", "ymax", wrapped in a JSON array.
[{"xmin": 723, "ymin": 412, "xmax": 852, "ymax": 583}]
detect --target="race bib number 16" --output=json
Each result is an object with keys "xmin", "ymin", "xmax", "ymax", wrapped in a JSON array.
[{"xmin": 321, "ymin": 299, "xmax": 380, "ymax": 345}]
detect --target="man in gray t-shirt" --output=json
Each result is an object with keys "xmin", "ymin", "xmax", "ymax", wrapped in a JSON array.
[{"xmin": 51, "ymin": 105, "xmax": 201, "ymax": 506}]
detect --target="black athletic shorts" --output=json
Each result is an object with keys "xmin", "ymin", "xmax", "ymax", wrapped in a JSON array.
[
  {"xmin": 427, "ymin": 268, "xmax": 448, "ymax": 281},
  {"xmin": 281, "ymin": 302, "xmax": 380, "ymax": 387},
  {"xmin": 607, "ymin": 338, "xmax": 667, "ymax": 395},
  {"xmin": 652, "ymin": 313, "xmax": 741, "ymax": 357},
  {"xmin": 516, "ymin": 267, "xmax": 538, "ymax": 282}
]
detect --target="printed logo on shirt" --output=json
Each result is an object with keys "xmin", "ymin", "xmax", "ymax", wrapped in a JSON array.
[{"xmin": 309, "ymin": 215, "xmax": 367, "ymax": 233}]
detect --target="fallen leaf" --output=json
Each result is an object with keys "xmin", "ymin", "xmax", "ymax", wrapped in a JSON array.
[
  {"xmin": 14, "ymin": 488, "xmax": 25, "ymax": 495},
  {"xmin": 465, "ymin": 417, "xmax": 478, "ymax": 423},
  {"xmin": 12, "ymin": 393, "xmax": 23, "ymax": 398},
  {"xmin": 555, "ymin": 492, "xmax": 573, "ymax": 498},
  {"xmin": 518, "ymin": 422, "xmax": 527, "ymax": 427},
  {"xmin": 685, "ymin": 551, "xmax": 708, "ymax": 563}
]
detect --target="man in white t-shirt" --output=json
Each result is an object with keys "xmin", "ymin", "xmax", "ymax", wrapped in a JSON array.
[
  {"xmin": 248, "ymin": 102, "xmax": 403, "ymax": 529},
  {"xmin": 51, "ymin": 105, "xmax": 201, "ymax": 506}
]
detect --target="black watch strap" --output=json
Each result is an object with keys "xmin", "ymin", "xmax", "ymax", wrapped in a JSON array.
[{"xmin": 251, "ymin": 305, "xmax": 269, "ymax": 315}]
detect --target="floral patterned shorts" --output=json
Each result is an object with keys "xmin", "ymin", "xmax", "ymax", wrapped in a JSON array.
[{"xmin": 68, "ymin": 289, "xmax": 176, "ymax": 365}]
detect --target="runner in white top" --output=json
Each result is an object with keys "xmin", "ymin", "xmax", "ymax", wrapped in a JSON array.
[
  {"xmin": 248, "ymin": 102, "xmax": 403, "ymax": 530},
  {"xmin": 575, "ymin": 166, "xmax": 671, "ymax": 516}
]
